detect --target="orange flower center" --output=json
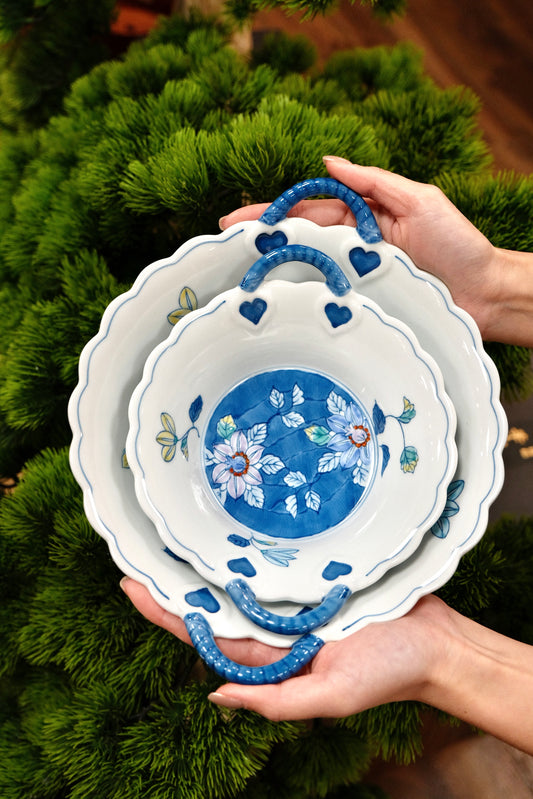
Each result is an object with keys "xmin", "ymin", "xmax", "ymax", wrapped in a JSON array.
[
  {"xmin": 348, "ymin": 425, "xmax": 371, "ymax": 448},
  {"xmin": 230, "ymin": 451, "xmax": 250, "ymax": 476}
]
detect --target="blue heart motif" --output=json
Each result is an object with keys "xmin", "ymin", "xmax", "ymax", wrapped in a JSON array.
[
  {"xmin": 184, "ymin": 587, "xmax": 221, "ymax": 613},
  {"xmin": 239, "ymin": 297, "xmax": 267, "ymax": 325},
  {"xmin": 228, "ymin": 557, "xmax": 257, "ymax": 578},
  {"xmin": 255, "ymin": 231, "xmax": 288, "ymax": 254},
  {"xmin": 322, "ymin": 560, "xmax": 353, "ymax": 581},
  {"xmin": 349, "ymin": 247, "xmax": 381, "ymax": 277},
  {"xmin": 324, "ymin": 302, "xmax": 352, "ymax": 328}
]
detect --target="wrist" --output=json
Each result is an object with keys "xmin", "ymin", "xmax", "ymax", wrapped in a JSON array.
[
  {"xmin": 479, "ymin": 246, "xmax": 533, "ymax": 346},
  {"xmin": 414, "ymin": 601, "xmax": 533, "ymax": 752}
]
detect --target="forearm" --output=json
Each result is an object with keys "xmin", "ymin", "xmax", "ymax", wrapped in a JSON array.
[
  {"xmin": 420, "ymin": 607, "xmax": 533, "ymax": 754},
  {"xmin": 481, "ymin": 247, "xmax": 533, "ymax": 346}
]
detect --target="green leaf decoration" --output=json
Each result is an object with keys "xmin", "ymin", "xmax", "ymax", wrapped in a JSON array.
[
  {"xmin": 398, "ymin": 397, "xmax": 416, "ymax": 423},
  {"xmin": 217, "ymin": 415, "xmax": 237, "ymax": 439},
  {"xmin": 180, "ymin": 434, "xmax": 189, "ymax": 460},
  {"xmin": 304, "ymin": 424, "xmax": 331, "ymax": 446},
  {"xmin": 121, "ymin": 448, "xmax": 129, "ymax": 469},
  {"xmin": 400, "ymin": 445, "xmax": 419, "ymax": 473}
]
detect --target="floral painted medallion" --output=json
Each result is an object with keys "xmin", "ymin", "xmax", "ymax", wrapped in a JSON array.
[{"xmin": 203, "ymin": 368, "xmax": 378, "ymax": 539}]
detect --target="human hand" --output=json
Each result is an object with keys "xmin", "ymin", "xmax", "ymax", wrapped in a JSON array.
[
  {"xmin": 220, "ymin": 157, "xmax": 503, "ymax": 341},
  {"xmin": 120, "ymin": 576, "xmax": 451, "ymax": 721}
]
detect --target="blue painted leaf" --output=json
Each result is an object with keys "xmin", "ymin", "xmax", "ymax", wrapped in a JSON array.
[
  {"xmin": 380, "ymin": 444, "xmax": 390, "ymax": 475},
  {"xmin": 443, "ymin": 499, "xmax": 460, "ymax": 517},
  {"xmin": 398, "ymin": 397, "xmax": 416, "ymax": 424},
  {"xmin": 430, "ymin": 516, "xmax": 450, "ymax": 539},
  {"xmin": 400, "ymin": 445, "xmax": 419, "ymax": 473},
  {"xmin": 327, "ymin": 390, "xmax": 347, "ymax": 415},
  {"xmin": 447, "ymin": 479, "xmax": 465, "ymax": 501},
  {"xmin": 318, "ymin": 451, "xmax": 342, "ymax": 473},
  {"xmin": 244, "ymin": 485, "xmax": 264, "ymax": 509},
  {"xmin": 372, "ymin": 401, "xmax": 386, "ymax": 434},
  {"xmin": 282, "ymin": 411, "xmax": 305, "ymax": 428},
  {"xmin": 270, "ymin": 388, "xmax": 284, "ymax": 409},
  {"xmin": 285, "ymin": 494, "xmax": 298, "ymax": 518},
  {"xmin": 259, "ymin": 454, "xmax": 285, "ymax": 474},
  {"xmin": 441, "ymin": 480, "xmax": 465, "ymax": 517},
  {"xmin": 305, "ymin": 490, "xmax": 321, "ymax": 512},
  {"xmin": 304, "ymin": 425, "xmax": 331, "ymax": 446},
  {"xmin": 189, "ymin": 395, "xmax": 203, "ymax": 423},
  {"xmin": 284, "ymin": 470, "xmax": 307, "ymax": 488},
  {"xmin": 352, "ymin": 461, "xmax": 371, "ymax": 486},
  {"xmin": 262, "ymin": 548, "xmax": 298, "ymax": 567},
  {"xmin": 227, "ymin": 534, "xmax": 251, "ymax": 548},
  {"xmin": 247, "ymin": 423, "xmax": 267, "ymax": 446},
  {"xmin": 292, "ymin": 383, "xmax": 304, "ymax": 406}
]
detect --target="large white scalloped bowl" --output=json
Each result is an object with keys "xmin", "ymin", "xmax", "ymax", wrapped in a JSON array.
[{"xmin": 68, "ymin": 214, "xmax": 506, "ymax": 645}]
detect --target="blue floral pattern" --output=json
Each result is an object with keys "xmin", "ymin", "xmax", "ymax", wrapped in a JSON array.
[{"xmin": 203, "ymin": 371, "xmax": 376, "ymax": 539}]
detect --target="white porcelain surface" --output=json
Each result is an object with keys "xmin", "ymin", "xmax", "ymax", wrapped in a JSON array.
[
  {"xmin": 68, "ymin": 218, "xmax": 506, "ymax": 645},
  {"xmin": 126, "ymin": 280, "xmax": 457, "ymax": 603}
]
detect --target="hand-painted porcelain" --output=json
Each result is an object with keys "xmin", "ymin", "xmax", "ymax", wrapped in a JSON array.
[
  {"xmin": 126, "ymin": 246, "xmax": 457, "ymax": 604},
  {"xmin": 68, "ymin": 179, "xmax": 506, "ymax": 680}
]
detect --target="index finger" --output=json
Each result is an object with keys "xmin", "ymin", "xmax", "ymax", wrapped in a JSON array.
[{"xmin": 219, "ymin": 198, "xmax": 357, "ymax": 230}]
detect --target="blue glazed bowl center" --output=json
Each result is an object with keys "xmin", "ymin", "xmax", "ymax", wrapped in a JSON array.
[{"xmin": 203, "ymin": 368, "xmax": 377, "ymax": 539}]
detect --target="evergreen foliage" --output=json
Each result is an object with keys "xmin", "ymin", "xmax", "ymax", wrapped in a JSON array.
[
  {"xmin": 0, "ymin": 0, "xmax": 116, "ymax": 131},
  {"xmin": 226, "ymin": 0, "xmax": 405, "ymax": 24},
  {"xmin": 0, "ymin": 11, "xmax": 532, "ymax": 798}
]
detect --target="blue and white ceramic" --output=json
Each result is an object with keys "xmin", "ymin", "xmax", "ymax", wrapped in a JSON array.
[
  {"xmin": 69, "ymin": 178, "xmax": 507, "ymax": 684},
  {"xmin": 126, "ymin": 245, "xmax": 457, "ymax": 604}
]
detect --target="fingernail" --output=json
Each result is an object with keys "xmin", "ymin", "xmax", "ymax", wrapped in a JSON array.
[
  {"xmin": 208, "ymin": 692, "xmax": 244, "ymax": 709},
  {"xmin": 323, "ymin": 155, "xmax": 352, "ymax": 165},
  {"xmin": 119, "ymin": 576, "xmax": 130, "ymax": 592},
  {"xmin": 218, "ymin": 216, "xmax": 228, "ymax": 230}
]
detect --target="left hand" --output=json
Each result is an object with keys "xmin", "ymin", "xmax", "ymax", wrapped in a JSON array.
[{"xmin": 120, "ymin": 577, "xmax": 449, "ymax": 721}]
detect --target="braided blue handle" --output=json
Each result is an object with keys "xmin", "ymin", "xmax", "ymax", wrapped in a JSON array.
[
  {"xmin": 185, "ymin": 612, "xmax": 324, "ymax": 684},
  {"xmin": 240, "ymin": 244, "xmax": 351, "ymax": 297},
  {"xmin": 225, "ymin": 579, "xmax": 351, "ymax": 635},
  {"xmin": 259, "ymin": 178, "xmax": 383, "ymax": 244}
]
